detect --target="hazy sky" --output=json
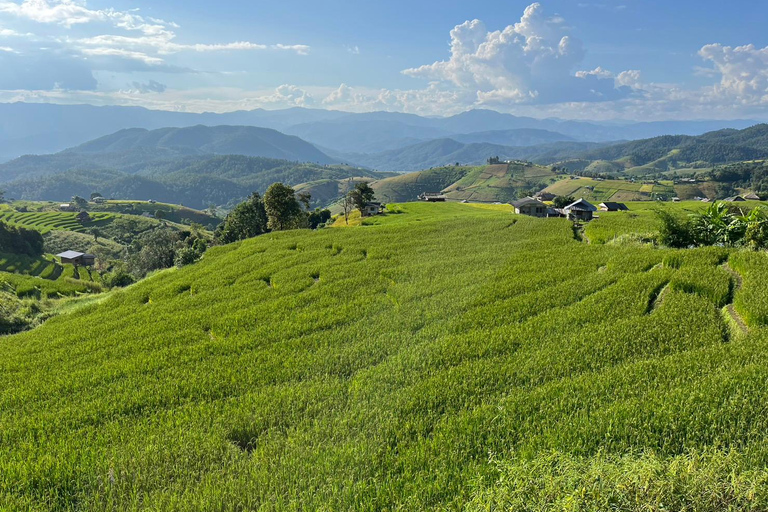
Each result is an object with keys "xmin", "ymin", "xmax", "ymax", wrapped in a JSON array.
[{"xmin": 0, "ymin": 0, "xmax": 766, "ymax": 120}]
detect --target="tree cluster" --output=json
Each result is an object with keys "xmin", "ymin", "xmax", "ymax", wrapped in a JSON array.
[
  {"xmin": 0, "ymin": 222, "xmax": 44, "ymax": 256},
  {"xmin": 214, "ymin": 183, "xmax": 331, "ymax": 244}
]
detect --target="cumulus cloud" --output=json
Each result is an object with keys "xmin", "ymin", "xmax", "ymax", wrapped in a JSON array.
[
  {"xmin": 258, "ymin": 84, "xmax": 315, "ymax": 107},
  {"xmin": 402, "ymin": 3, "xmax": 635, "ymax": 106},
  {"xmin": 699, "ymin": 43, "xmax": 768, "ymax": 104}
]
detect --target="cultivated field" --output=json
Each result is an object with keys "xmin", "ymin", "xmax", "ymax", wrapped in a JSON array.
[
  {"xmin": 0, "ymin": 202, "xmax": 767, "ymax": 510},
  {"xmin": 0, "ymin": 210, "xmax": 114, "ymax": 234}
]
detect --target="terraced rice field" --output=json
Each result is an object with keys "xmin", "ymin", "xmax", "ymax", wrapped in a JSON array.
[
  {"xmin": 0, "ymin": 211, "xmax": 114, "ymax": 234},
  {"xmin": 1, "ymin": 202, "xmax": 767, "ymax": 510}
]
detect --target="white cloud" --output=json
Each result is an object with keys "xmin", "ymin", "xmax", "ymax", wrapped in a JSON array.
[
  {"xmin": 401, "ymin": 3, "xmax": 634, "ymax": 105},
  {"xmin": 258, "ymin": 84, "xmax": 315, "ymax": 107},
  {"xmin": 0, "ymin": 44, "xmax": 15, "ymax": 51},
  {"xmin": 699, "ymin": 43, "xmax": 768, "ymax": 105},
  {"xmin": 0, "ymin": 0, "xmax": 311, "ymax": 67}
]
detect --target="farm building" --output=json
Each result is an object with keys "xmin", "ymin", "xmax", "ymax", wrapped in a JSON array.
[
  {"xmin": 744, "ymin": 192, "xmax": 761, "ymax": 200},
  {"xmin": 362, "ymin": 202, "xmax": 384, "ymax": 217},
  {"xmin": 93, "ymin": 197, "xmax": 106, "ymax": 204},
  {"xmin": 418, "ymin": 192, "xmax": 447, "ymax": 202},
  {"xmin": 512, "ymin": 197, "xmax": 547, "ymax": 218},
  {"xmin": 563, "ymin": 198, "xmax": 597, "ymax": 221},
  {"xmin": 59, "ymin": 203, "xmax": 76, "ymax": 212},
  {"xmin": 534, "ymin": 192, "xmax": 556, "ymax": 202},
  {"xmin": 57, "ymin": 251, "xmax": 95, "ymax": 266},
  {"xmin": 76, "ymin": 211, "xmax": 91, "ymax": 223},
  {"xmin": 599, "ymin": 202, "xmax": 629, "ymax": 212},
  {"xmin": 724, "ymin": 196, "xmax": 746, "ymax": 202}
]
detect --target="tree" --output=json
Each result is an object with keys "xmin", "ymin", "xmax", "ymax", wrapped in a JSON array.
[
  {"xmin": 0, "ymin": 189, "xmax": 5, "ymax": 203},
  {"xmin": 91, "ymin": 228, "xmax": 102, "ymax": 242},
  {"xmin": 308, "ymin": 208, "xmax": 331, "ymax": 229},
  {"xmin": 553, "ymin": 196, "xmax": 575, "ymax": 208},
  {"xmin": 72, "ymin": 195, "xmax": 88, "ymax": 208},
  {"xmin": 341, "ymin": 193, "xmax": 354, "ymax": 226},
  {"xmin": 154, "ymin": 210, "xmax": 165, "ymax": 220},
  {"xmin": 349, "ymin": 182, "xmax": 376, "ymax": 213},
  {"xmin": 264, "ymin": 183, "xmax": 304, "ymax": 231},
  {"xmin": 214, "ymin": 192, "xmax": 269, "ymax": 244},
  {"xmin": 297, "ymin": 191, "xmax": 312, "ymax": 211}
]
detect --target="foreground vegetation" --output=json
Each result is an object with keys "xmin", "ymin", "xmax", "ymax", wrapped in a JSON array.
[{"xmin": 0, "ymin": 202, "xmax": 767, "ymax": 509}]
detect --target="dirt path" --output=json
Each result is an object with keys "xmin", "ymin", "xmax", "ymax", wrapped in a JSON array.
[{"xmin": 721, "ymin": 261, "xmax": 748, "ymax": 336}]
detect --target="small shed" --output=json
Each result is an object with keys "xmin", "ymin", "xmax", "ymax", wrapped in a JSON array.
[
  {"xmin": 744, "ymin": 192, "xmax": 761, "ymax": 201},
  {"xmin": 57, "ymin": 251, "xmax": 95, "ymax": 266},
  {"xmin": 418, "ymin": 192, "xmax": 447, "ymax": 202},
  {"xmin": 76, "ymin": 211, "xmax": 91, "ymax": 224},
  {"xmin": 512, "ymin": 197, "xmax": 547, "ymax": 218},
  {"xmin": 563, "ymin": 198, "xmax": 597, "ymax": 221},
  {"xmin": 599, "ymin": 202, "xmax": 629, "ymax": 212},
  {"xmin": 362, "ymin": 202, "xmax": 383, "ymax": 217}
]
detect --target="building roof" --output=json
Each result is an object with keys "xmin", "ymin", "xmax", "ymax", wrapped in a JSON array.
[
  {"xmin": 744, "ymin": 193, "xmax": 761, "ymax": 200},
  {"xmin": 564, "ymin": 198, "xmax": 597, "ymax": 211},
  {"xmin": 512, "ymin": 197, "xmax": 543, "ymax": 208},
  {"xmin": 57, "ymin": 250, "xmax": 85, "ymax": 259},
  {"xmin": 724, "ymin": 196, "xmax": 746, "ymax": 202},
  {"xmin": 599, "ymin": 202, "xmax": 628, "ymax": 211}
]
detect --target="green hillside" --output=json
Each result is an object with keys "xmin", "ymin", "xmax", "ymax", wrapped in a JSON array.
[
  {"xmin": 2, "ymin": 157, "xmax": 382, "ymax": 209},
  {"xmin": 1, "ymin": 202, "xmax": 767, "ymax": 509},
  {"xmin": 372, "ymin": 162, "xmax": 558, "ymax": 203}
]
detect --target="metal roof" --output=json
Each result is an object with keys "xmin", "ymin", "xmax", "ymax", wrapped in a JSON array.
[
  {"xmin": 564, "ymin": 198, "xmax": 597, "ymax": 211},
  {"xmin": 57, "ymin": 250, "xmax": 84, "ymax": 259}
]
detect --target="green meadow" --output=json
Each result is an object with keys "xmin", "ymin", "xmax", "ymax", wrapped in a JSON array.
[{"xmin": 1, "ymin": 202, "xmax": 767, "ymax": 510}]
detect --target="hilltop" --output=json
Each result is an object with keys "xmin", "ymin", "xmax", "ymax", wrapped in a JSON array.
[
  {"xmin": 0, "ymin": 202, "xmax": 766, "ymax": 509},
  {"xmin": 371, "ymin": 161, "xmax": 559, "ymax": 202},
  {"xmin": 559, "ymin": 124, "xmax": 768, "ymax": 175}
]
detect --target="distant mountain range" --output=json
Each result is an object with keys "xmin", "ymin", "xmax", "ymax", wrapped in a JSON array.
[{"xmin": 0, "ymin": 102, "xmax": 760, "ymax": 162}]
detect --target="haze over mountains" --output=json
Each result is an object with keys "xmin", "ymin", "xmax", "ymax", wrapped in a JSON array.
[{"xmin": 0, "ymin": 102, "xmax": 759, "ymax": 163}]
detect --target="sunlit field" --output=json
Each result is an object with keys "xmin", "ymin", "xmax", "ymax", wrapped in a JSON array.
[{"xmin": 1, "ymin": 202, "xmax": 767, "ymax": 510}]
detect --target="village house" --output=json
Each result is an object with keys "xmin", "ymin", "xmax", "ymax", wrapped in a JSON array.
[
  {"xmin": 512, "ymin": 197, "xmax": 547, "ymax": 218},
  {"xmin": 418, "ymin": 192, "xmax": 447, "ymax": 202},
  {"xmin": 599, "ymin": 202, "xmax": 629, "ymax": 212},
  {"xmin": 563, "ymin": 198, "xmax": 597, "ymax": 221},
  {"xmin": 362, "ymin": 202, "xmax": 384, "ymax": 217},
  {"xmin": 724, "ymin": 196, "xmax": 746, "ymax": 202},
  {"xmin": 744, "ymin": 192, "xmax": 761, "ymax": 201},
  {"xmin": 76, "ymin": 211, "xmax": 91, "ymax": 224},
  {"xmin": 92, "ymin": 196, "xmax": 106, "ymax": 204},
  {"xmin": 57, "ymin": 251, "xmax": 95, "ymax": 266},
  {"xmin": 59, "ymin": 203, "xmax": 76, "ymax": 212}
]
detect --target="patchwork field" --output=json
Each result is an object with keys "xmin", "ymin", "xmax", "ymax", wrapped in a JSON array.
[
  {"xmin": 543, "ymin": 177, "xmax": 676, "ymax": 202},
  {"xmin": 1, "ymin": 202, "xmax": 767, "ymax": 509}
]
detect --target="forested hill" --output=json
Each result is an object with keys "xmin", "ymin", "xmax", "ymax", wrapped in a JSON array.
[
  {"xmin": 3, "ymin": 157, "xmax": 385, "ymax": 209},
  {"xmin": 67, "ymin": 125, "xmax": 334, "ymax": 163},
  {"xmin": 572, "ymin": 124, "xmax": 768, "ymax": 168}
]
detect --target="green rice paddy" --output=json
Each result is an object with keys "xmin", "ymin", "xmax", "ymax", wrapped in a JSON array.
[{"xmin": 0, "ymin": 202, "xmax": 766, "ymax": 510}]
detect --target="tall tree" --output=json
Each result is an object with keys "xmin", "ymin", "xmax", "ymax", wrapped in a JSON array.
[
  {"xmin": 264, "ymin": 183, "xmax": 304, "ymax": 231},
  {"xmin": 349, "ymin": 182, "xmax": 376, "ymax": 213},
  {"xmin": 214, "ymin": 192, "xmax": 269, "ymax": 244}
]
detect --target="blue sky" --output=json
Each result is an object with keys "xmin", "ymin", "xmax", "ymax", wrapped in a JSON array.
[{"xmin": 0, "ymin": 0, "xmax": 766, "ymax": 120}]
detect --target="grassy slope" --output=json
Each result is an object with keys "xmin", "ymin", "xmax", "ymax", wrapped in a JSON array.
[
  {"xmin": 372, "ymin": 162, "xmax": 557, "ymax": 203},
  {"xmin": 0, "ymin": 203, "xmax": 767, "ymax": 509}
]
